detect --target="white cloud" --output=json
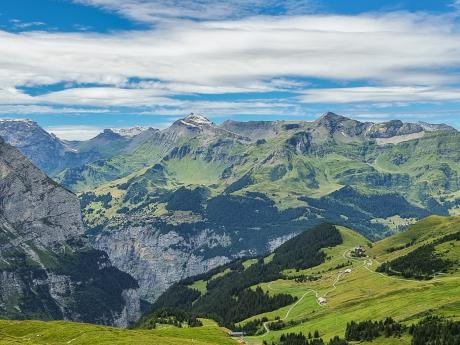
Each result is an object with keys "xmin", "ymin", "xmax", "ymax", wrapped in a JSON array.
[
  {"xmin": 156, "ymin": 100, "xmax": 303, "ymax": 117},
  {"xmin": 72, "ymin": 0, "xmax": 314, "ymax": 22},
  {"xmin": 299, "ymin": 86, "xmax": 460, "ymax": 104},
  {"xmin": 0, "ymin": 12, "xmax": 459, "ymax": 111},
  {"xmin": 46, "ymin": 125, "xmax": 104, "ymax": 140},
  {"xmin": 38, "ymin": 87, "xmax": 179, "ymax": 107}
]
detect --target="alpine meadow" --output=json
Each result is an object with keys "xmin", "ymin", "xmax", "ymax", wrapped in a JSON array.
[{"xmin": 0, "ymin": 1, "xmax": 459, "ymax": 345}]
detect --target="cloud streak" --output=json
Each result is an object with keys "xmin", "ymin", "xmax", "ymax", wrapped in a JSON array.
[
  {"xmin": 73, "ymin": 0, "xmax": 314, "ymax": 22},
  {"xmin": 299, "ymin": 86, "xmax": 460, "ymax": 104}
]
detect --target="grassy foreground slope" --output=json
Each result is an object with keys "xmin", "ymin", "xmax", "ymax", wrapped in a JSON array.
[
  {"xmin": 0, "ymin": 319, "xmax": 235, "ymax": 345},
  {"xmin": 238, "ymin": 216, "xmax": 460, "ymax": 344}
]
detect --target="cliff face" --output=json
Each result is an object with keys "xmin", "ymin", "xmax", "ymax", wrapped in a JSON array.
[
  {"xmin": 93, "ymin": 221, "xmax": 231, "ymax": 301},
  {"xmin": 0, "ymin": 140, "xmax": 141, "ymax": 327}
]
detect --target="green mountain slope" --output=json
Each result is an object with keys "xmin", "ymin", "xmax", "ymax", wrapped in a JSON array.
[
  {"xmin": 148, "ymin": 216, "xmax": 460, "ymax": 344},
  {"xmin": 0, "ymin": 319, "xmax": 235, "ymax": 345},
  {"xmin": 80, "ymin": 114, "xmax": 460, "ymax": 239},
  {"xmin": 70, "ymin": 113, "xmax": 460, "ymax": 304}
]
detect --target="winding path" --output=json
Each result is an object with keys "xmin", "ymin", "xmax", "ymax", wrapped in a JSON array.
[
  {"xmin": 257, "ymin": 268, "xmax": 349, "ymax": 338},
  {"xmin": 342, "ymin": 248, "xmax": 440, "ymax": 284}
]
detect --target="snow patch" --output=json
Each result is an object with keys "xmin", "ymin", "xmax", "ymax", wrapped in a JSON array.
[
  {"xmin": 110, "ymin": 126, "xmax": 149, "ymax": 137},
  {"xmin": 184, "ymin": 113, "xmax": 212, "ymax": 125}
]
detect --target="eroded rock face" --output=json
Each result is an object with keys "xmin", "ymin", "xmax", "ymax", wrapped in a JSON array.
[
  {"xmin": 93, "ymin": 224, "xmax": 231, "ymax": 301},
  {"xmin": 0, "ymin": 140, "xmax": 140, "ymax": 327},
  {"xmin": 0, "ymin": 141, "xmax": 83, "ymax": 246}
]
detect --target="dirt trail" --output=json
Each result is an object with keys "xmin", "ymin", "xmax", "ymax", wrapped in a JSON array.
[
  {"xmin": 258, "ymin": 268, "xmax": 349, "ymax": 338},
  {"xmin": 343, "ymin": 249, "xmax": 433, "ymax": 284}
]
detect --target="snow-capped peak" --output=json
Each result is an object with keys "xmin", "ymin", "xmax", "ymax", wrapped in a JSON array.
[
  {"xmin": 183, "ymin": 113, "xmax": 212, "ymax": 125},
  {"xmin": 0, "ymin": 118, "xmax": 37, "ymax": 127}
]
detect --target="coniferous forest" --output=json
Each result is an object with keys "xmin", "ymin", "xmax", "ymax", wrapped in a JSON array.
[
  {"xmin": 150, "ymin": 224, "xmax": 342, "ymax": 328},
  {"xmin": 377, "ymin": 231, "xmax": 459, "ymax": 279}
]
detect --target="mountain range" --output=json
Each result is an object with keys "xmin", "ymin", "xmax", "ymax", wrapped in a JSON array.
[
  {"xmin": 0, "ymin": 119, "xmax": 158, "ymax": 176},
  {"xmin": 1, "ymin": 113, "xmax": 459, "ymax": 304}
]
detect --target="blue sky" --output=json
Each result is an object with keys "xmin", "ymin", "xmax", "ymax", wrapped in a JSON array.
[{"xmin": 1, "ymin": 0, "xmax": 460, "ymax": 139}]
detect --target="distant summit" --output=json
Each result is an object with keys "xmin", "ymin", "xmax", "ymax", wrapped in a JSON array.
[
  {"xmin": 316, "ymin": 111, "xmax": 350, "ymax": 123},
  {"xmin": 110, "ymin": 126, "xmax": 151, "ymax": 138},
  {"xmin": 313, "ymin": 112, "xmax": 456, "ymax": 139},
  {"xmin": 418, "ymin": 121, "xmax": 456, "ymax": 132},
  {"xmin": 165, "ymin": 113, "xmax": 219, "ymax": 141},
  {"xmin": 0, "ymin": 118, "xmax": 77, "ymax": 174},
  {"xmin": 181, "ymin": 113, "xmax": 213, "ymax": 127},
  {"xmin": 0, "ymin": 119, "xmax": 158, "ymax": 175}
]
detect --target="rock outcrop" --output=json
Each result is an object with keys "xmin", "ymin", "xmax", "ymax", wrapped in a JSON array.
[{"xmin": 0, "ymin": 139, "xmax": 141, "ymax": 326}]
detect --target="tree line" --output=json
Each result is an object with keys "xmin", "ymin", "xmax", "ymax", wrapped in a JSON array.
[
  {"xmin": 377, "ymin": 231, "xmax": 459, "ymax": 279},
  {"xmin": 345, "ymin": 317, "xmax": 405, "ymax": 341},
  {"xmin": 267, "ymin": 315, "xmax": 459, "ymax": 345},
  {"xmin": 263, "ymin": 332, "xmax": 348, "ymax": 345},
  {"xmin": 136, "ymin": 308, "xmax": 203, "ymax": 329}
]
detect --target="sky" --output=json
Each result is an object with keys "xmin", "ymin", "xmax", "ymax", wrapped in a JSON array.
[{"xmin": 1, "ymin": 0, "xmax": 460, "ymax": 139}]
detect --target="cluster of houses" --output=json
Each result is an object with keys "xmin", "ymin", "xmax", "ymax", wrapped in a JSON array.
[{"xmin": 352, "ymin": 245, "xmax": 367, "ymax": 257}]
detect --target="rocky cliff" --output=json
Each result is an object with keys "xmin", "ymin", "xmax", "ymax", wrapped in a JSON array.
[
  {"xmin": 93, "ymin": 221, "xmax": 231, "ymax": 301},
  {"xmin": 0, "ymin": 139, "xmax": 141, "ymax": 326}
]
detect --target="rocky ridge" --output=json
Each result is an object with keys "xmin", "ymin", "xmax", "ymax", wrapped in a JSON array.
[{"xmin": 0, "ymin": 139, "xmax": 141, "ymax": 326}]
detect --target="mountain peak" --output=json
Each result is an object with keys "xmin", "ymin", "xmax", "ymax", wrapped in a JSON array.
[
  {"xmin": 182, "ymin": 113, "xmax": 212, "ymax": 126},
  {"xmin": 317, "ymin": 112, "xmax": 351, "ymax": 123},
  {"xmin": 0, "ymin": 118, "xmax": 39, "ymax": 128}
]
